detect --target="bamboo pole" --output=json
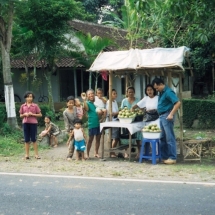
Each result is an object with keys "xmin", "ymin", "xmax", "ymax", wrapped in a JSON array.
[{"xmin": 179, "ymin": 73, "xmax": 183, "ymax": 156}]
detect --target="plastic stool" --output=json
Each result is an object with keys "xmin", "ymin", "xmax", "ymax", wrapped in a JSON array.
[{"xmin": 139, "ymin": 138, "xmax": 161, "ymax": 165}]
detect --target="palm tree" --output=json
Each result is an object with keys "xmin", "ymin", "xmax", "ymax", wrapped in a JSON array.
[{"xmin": 70, "ymin": 32, "xmax": 113, "ymax": 89}]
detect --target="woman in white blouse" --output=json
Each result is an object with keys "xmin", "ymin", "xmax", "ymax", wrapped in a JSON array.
[
  {"xmin": 106, "ymin": 89, "xmax": 119, "ymax": 157},
  {"xmin": 131, "ymin": 84, "xmax": 159, "ymax": 126}
]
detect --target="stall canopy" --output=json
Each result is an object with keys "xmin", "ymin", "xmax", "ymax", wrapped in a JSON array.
[{"xmin": 89, "ymin": 46, "xmax": 190, "ymax": 72}]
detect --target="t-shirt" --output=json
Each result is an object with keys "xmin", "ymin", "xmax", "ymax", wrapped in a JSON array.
[
  {"xmin": 63, "ymin": 107, "xmax": 77, "ymax": 132},
  {"xmin": 87, "ymin": 101, "xmax": 99, "ymax": 129},
  {"xmin": 121, "ymin": 97, "xmax": 139, "ymax": 110},
  {"xmin": 19, "ymin": 103, "xmax": 41, "ymax": 124},
  {"xmin": 158, "ymin": 86, "xmax": 179, "ymax": 114},
  {"xmin": 94, "ymin": 96, "xmax": 105, "ymax": 108},
  {"xmin": 106, "ymin": 100, "xmax": 119, "ymax": 121},
  {"xmin": 137, "ymin": 96, "xmax": 158, "ymax": 111}
]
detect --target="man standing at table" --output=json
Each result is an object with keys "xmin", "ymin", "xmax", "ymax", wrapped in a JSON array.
[{"xmin": 152, "ymin": 78, "xmax": 181, "ymax": 164}]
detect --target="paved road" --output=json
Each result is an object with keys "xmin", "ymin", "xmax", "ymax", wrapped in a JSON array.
[{"xmin": 0, "ymin": 173, "xmax": 215, "ymax": 215}]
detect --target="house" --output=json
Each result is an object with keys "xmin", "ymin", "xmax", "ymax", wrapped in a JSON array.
[{"xmin": 10, "ymin": 20, "xmax": 192, "ymax": 104}]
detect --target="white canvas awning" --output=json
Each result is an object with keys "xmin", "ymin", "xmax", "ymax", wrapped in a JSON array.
[{"xmin": 89, "ymin": 46, "xmax": 190, "ymax": 72}]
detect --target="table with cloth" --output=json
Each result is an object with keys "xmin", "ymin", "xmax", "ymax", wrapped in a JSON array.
[{"xmin": 100, "ymin": 121, "xmax": 144, "ymax": 161}]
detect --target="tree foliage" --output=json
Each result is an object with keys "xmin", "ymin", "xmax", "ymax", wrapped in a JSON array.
[{"xmin": 13, "ymin": 0, "xmax": 84, "ymax": 111}]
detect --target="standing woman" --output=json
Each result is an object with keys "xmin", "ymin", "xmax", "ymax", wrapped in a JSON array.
[
  {"xmin": 106, "ymin": 89, "xmax": 119, "ymax": 158},
  {"xmin": 121, "ymin": 86, "xmax": 141, "ymax": 158},
  {"xmin": 19, "ymin": 91, "xmax": 42, "ymax": 160}
]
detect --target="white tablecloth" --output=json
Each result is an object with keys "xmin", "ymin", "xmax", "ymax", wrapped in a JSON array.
[{"xmin": 100, "ymin": 121, "xmax": 144, "ymax": 134}]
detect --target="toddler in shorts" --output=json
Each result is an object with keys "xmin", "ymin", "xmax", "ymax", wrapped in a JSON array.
[
  {"xmin": 67, "ymin": 118, "xmax": 86, "ymax": 161},
  {"xmin": 94, "ymin": 88, "xmax": 107, "ymax": 122}
]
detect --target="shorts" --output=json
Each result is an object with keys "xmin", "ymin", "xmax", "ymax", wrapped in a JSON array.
[
  {"xmin": 23, "ymin": 123, "xmax": 37, "ymax": 143},
  {"xmin": 112, "ymin": 128, "xmax": 119, "ymax": 139},
  {"xmin": 106, "ymin": 128, "xmax": 119, "ymax": 139},
  {"xmin": 74, "ymin": 139, "xmax": 86, "ymax": 151},
  {"xmin": 89, "ymin": 127, "xmax": 101, "ymax": 136}
]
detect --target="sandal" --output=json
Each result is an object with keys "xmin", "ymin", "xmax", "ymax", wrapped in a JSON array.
[
  {"xmin": 35, "ymin": 156, "xmax": 41, "ymax": 159},
  {"xmin": 22, "ymin": 156, "xmax": 30, "ymax": 160}
]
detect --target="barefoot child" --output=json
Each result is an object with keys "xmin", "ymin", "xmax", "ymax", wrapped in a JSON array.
[
  {"xmin": 39, "ymin": 116, "xmax": 60, "ymax": 147},
  {"xmin": 75, "ymin": 98, "xmax": 84, "ymax": 119},
  {"xmin": 67, "ymin": 119, "xmax": 86, "ymax": 161},
  {"xmin": 19, "ymin": 91, "xmax": 42, "ymax": 160},
  {"xmin": 94, "ymin": 88, "xmax": 107, "ymax": 122},
  {"xmin": 81, "ymin": 90, "xmax": 101, "ymax": 159}
]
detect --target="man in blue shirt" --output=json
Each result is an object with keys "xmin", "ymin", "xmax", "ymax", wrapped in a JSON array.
[{"xmin": 152, "ymin": 78, "xmax": 181, "ymax": 164}]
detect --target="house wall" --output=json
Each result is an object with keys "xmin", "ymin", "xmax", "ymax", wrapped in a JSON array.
[
  {"xmin": 12, "ymin": 68, "xmax": 192, "ymax": 104},
  {"xmin": 12, "ymin": 68, "xmax": 60, "ymax": 103}
]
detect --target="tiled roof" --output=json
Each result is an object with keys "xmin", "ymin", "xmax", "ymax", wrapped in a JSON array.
[
  {"xmin": 69, "ymin": 19, "xmax": 151, "ymax": 50},
  {"xmin": 11, "ymin": 56, "xmax": 84, "ymax": 69},
  {"xmin": 11, "ymin": 19, "xmax": 152, "ymax": 69}
]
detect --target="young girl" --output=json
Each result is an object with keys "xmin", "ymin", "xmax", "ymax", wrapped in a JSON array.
[
  {"xmin": 75, "ymin": 98, "xmax": 84, "ymax": 119},
  {"xmin": 19, "ymin": 91, "xmax": 42, "ymax": 160},
  {"xmin": 39, "ymin": 116, "xmax": 60, "ymax": 147},
  {"xmin": 94, "ymin": 88, "xmax": 107, "ymax": 122},
  {"xmin": 67, "ymin": 118, "xmax": 86, "ymax": 161}
]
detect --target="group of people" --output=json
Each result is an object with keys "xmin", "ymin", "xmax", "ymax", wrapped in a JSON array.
[{"xmin": 19, "ymin": 77, "xmax": 180, "ymax": 165}]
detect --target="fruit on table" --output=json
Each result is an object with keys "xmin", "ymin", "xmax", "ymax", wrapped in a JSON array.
[
  {"xmin": 142, "ymin": 124, "xmax": 161, "ymax": 132},
  {"xmin": 118, "ymin": 107, "xmax": 144, "ymax": 118}
]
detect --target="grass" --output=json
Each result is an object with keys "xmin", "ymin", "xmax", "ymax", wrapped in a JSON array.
[{"xmin": 0, "ymin": 137, "xmax": 23, "ymax": 156}]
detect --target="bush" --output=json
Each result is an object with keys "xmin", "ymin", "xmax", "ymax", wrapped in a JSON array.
[
  {"xmin": 0, "ymin": 104, "xmax": 7, "ymax": 128},
  {"xmin": 183, "ymin": 99, "xmax": 215, "ymax": 128}
]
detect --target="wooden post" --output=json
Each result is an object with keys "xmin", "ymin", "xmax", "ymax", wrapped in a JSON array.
[
  {"xmin": 125, "ymin": 73, "xmax": 129, "ymax": 90},
  {"xmin": 108, "ymin": 71, "xmax": 113, "ymax": 155},
  {"xmin": 101, "ymin": 130, "xmax": 105, "ymax": 159},
  {"xmin": 212, "ymin": 63, "xmax": 215, "ymax": 92},
  {"xmin": 179, "ymin": 73, "xmax": 183, "ymax": 156},
  {"xmin": 81, "ymin": 69, "xmax": 83, "ymax": 93},
  {"xmin": 73, "ymin": 68, "xmax": 77, "ymax": 97},
  {"xmin": 168, "ymin": 71, "xmax": 172, "ymax": 88}
]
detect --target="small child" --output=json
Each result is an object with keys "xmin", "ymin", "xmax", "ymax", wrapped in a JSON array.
[
  {"xmin": 75, "ymin": 98, "xmax": 84, "ymax": 119},
  {"xmin": 94, "ymin": 88, "xmax": 107, "ymax": 122},
  {"xmin": 67, "ymin": 118, "xmax": 86, "ymax": 161},
  {"xmin": 39, "ymin": 116, "xmax": 60, "ymax": 147}
]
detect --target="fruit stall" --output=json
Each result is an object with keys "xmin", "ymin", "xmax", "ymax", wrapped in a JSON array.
[{"xmin": 89, "ymin": 47, "xmax": 190, "ymax": 159}]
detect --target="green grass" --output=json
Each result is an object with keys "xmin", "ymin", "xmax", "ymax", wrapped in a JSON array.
[{"xmin": 0, "ymin": 137, "xmax": 24, "ymax": 156}]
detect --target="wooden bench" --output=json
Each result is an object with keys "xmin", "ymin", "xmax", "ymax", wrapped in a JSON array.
[{"xmin": 183, "ymin": 138, "xmax": 211, "ymax": 162}]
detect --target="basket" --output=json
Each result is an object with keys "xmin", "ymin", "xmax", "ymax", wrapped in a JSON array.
[
  {"xmin": 118, "ymin": 117, "xmax": 135, "ymax": 124},
  {"xmin": 142, "ymin": 131, "xmax": 161, "ymax": 139}
]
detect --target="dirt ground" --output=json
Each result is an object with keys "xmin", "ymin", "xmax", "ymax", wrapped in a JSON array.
[{"xmin": 1, "ymin": 133, "xmax": 215, "ymax": 183}]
